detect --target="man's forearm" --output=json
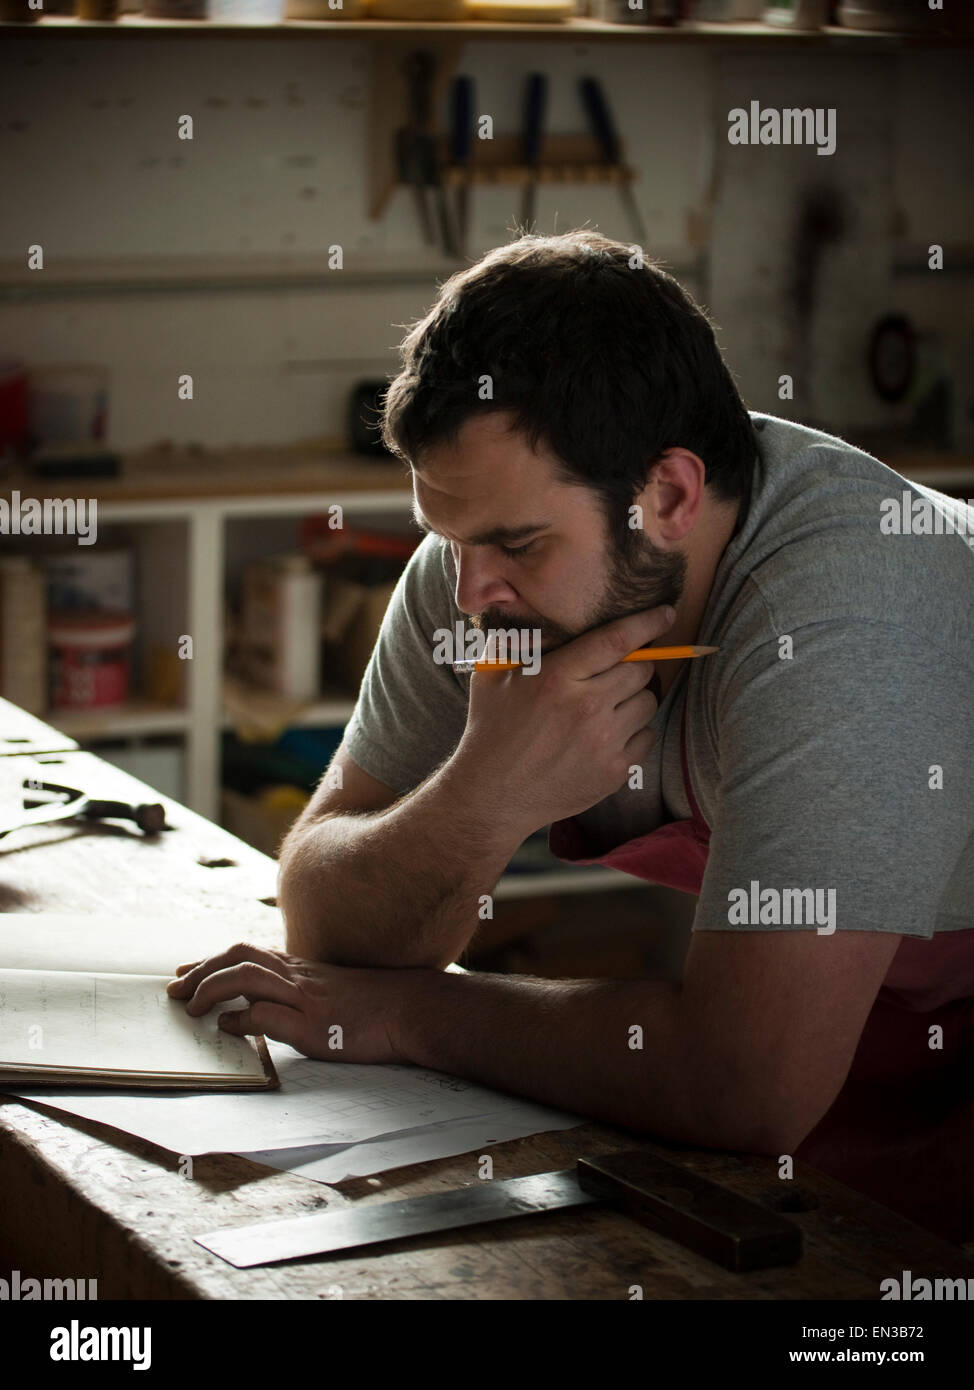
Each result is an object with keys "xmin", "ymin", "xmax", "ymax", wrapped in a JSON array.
[
  {"xmin": 278, "ymin": 762, "xmax": 529, "ymax": 970},
  {"xmin": 395, "ymin": 970, "xmax": 786, "ymax": 1153}
]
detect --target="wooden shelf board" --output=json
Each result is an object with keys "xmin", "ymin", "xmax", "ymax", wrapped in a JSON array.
[
  {"xmin": 0, "ymin": 17, "xmax": 947, "ymax": 44},
  {"xmin": 0, "ymin": 252, "xmax": 472, "ymax": 298},
  {"xmin": 1, "ymin": 446, "xmax": 413, "ymax": 507},
  {"xmin": 6, "ymin": 446, "xmax": 972, "ymax": 512},
  {"xmin": 48, "ymin": 700, "xmax": 190, "ymax": 740},
  {"xmin": 221, "ymin": 688, "xmax": 357, "ymax": 730}
]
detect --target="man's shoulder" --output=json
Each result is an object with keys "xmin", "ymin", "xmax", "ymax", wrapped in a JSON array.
[
  {"xmin": 749, "ymin": 411, "xmax": 891, "ymax": 476},
  {"xmin": 715, "ymin": 415, "xmax": 973, "ymax": 662}
]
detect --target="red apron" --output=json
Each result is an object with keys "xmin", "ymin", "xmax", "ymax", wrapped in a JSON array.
[{"xmin": 549, "ymin": 703, "xmax": 974, "ymax": 1244}]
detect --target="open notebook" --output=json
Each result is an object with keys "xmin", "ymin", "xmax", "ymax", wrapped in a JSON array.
[{"xmin": 0, "ymin": 914, "xmax": 278, "ymax": 1090}]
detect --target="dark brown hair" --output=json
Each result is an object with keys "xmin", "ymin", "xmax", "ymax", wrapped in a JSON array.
[{"xmin": 382, "ymin": 231, "xmax": 755, "ymax": 548}]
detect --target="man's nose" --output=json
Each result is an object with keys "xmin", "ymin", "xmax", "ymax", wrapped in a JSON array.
[{"xmin": 453, "ymin": 547, "xmax": 518, "ymax": 615}]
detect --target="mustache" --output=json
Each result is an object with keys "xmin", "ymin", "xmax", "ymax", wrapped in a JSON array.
[
  {"xmin": 472, "ymin": 609, "xmax": 575, "ymax": 648},
  {"xmin": 470, "ymin": 534, "xmax": 688, "ymax": 651}
]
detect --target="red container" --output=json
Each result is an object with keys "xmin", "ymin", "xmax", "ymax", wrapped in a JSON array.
[
  {"xmin": 0, "ymin": 361, "xmax": 30, "ymax": 459},
  {"xmin": 49, "ymin": 610, "xmax": 135, "ymax": 711}
]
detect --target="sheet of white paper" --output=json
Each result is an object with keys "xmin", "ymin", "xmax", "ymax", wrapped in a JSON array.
[
  {"xmin": 0, "ymin": 970, "xmax": 265, "ymax": 1080},
  {"xmin": 7, "ymin": 1041, "xmax": 583, "ymax": 1155},
  {"xmin": 0, "ymin": 914, "xmax": 279, "ymax": 977},
  {"xmin": 238, "ymin": 1107, "xmax": 585, "ymax": 1184}
]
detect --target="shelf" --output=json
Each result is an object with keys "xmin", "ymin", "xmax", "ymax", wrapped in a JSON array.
[
  {"xmin": 4, "ymin": 445, "xmax": 971, "ymax": 517},
  {"xmin": 288, "ymin": 693, "xmax": 357, "ymax": 724},
  {"xmin": 0, "ymin": 252, "xmax": 487, "ymax": 301},
  {"xmin": 0, "ymin": 17, "xmax": 957, "ymax": 46},
  {"xmin": 221, "ymin": 687, "xmax": 356, "ymax": 730},
  {"xmin": 47, "ymin": 700, "xmax": 190, "ymax": 740},
  {"xmin": 1, "ymin": 445, "xmax": 413, "ymax": 515},
  {"xmin": 880, "ymin": 458, "xmax": 974, "ymax": 491}
]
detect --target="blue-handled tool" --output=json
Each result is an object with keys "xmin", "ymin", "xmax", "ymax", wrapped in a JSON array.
[
  {"xmin": 450, "ymin": 75, "xmax": 474, "ymax": 256},
  {"xmin": 520, "ymin": 71, "xmax": 548, "ymax": 232},
  {"xmin": 579, "ymin": 75, "xmax": 647, "ymax": 243}
]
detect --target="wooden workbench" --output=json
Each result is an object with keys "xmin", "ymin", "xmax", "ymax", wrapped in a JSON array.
[{"xmin": 1, "ymin": 701, "xmax": 972, "ymax": 1301}]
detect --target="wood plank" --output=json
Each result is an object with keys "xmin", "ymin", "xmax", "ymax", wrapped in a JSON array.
[
  {"xmin": 1, "ymin": 17, "xmax": 933, "ymax": 44},
  {"xmin": 4, "ymin": 443, "xmax": 969, "ymax": 508},
  {"xmin": 0, "ymin": 446, "xmax": 411, "ymax": 506},
  {"xmin": 0, "ymin": 698, "xmax": 78, "ymax": 759}
]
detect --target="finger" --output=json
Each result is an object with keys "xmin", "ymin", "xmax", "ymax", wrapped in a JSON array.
[
  {"xmin": 180, "ymin": 962, "xmax": 302, "ymax": 1017},
  {"xmin": 553, "ymin": 605, "xmax": 676, "ymax": 680},
  {"xmin": 218, "ymin": 1001, "xmax": 307, "ymax": 1049},
  {"xmin": 167, "ymin": 942, "xmax": 289, "ymax": 995},
  {"xmin": 623, "ymin": 726, "xmax": 657, "ymax": 765},
  {"xmin": 614, "ymin": 688, "xmax": 658, "ymax": 741},
  {"xmin": 583, "ymin": 659, "xmax": 656, "ymax": 709}
]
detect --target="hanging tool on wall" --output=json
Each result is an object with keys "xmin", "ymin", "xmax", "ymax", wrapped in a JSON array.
[
  {"xmin": 520, "ymin": 71, "xmax": 548, "ymax": 233},
  {"xmin": 449, "ymin": 74, "xmax": 474, "ymax": 258},
  {"xmin": 397, "ymin": 50, "xmax": 457, "ymax": 257},
  {"xmin": 579, "ymin": 76, "xmax": 648, "ymax": 245}
]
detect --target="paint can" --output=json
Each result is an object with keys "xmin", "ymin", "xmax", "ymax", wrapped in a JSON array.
[
  {"xmin": 49, "ymin": 610, "xmax": 136, "ymax": 712},
  {"xmin": 0, "ymin": 362, "xmax": 29, "ymax": 463}
]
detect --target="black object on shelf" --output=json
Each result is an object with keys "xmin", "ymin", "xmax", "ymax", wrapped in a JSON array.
[{"xmin": 29, "ymin": 446, "xmax": 122, "ymax": 480}]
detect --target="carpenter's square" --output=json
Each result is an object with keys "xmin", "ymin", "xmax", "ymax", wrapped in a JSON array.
[{"xmin": 195, "ymin": 1147, "xmax": 803, "ymax": 1273}]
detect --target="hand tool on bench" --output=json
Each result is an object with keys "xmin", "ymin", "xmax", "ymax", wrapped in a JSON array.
[
  {"xmin": 0, "ymin": 778, "xmax": 167, "ymax": 839},
  {"xmin": 195, "ymin": 1147, "xmax": 803, "ymax": 1273}
]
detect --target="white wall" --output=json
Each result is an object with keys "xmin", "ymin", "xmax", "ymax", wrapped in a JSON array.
[{"xmin": 0, "ymin": 33, "xmax": 970, "ymax": 451}]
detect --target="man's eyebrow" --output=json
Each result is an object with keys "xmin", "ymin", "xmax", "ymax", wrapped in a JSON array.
[{"xmin": 411, "ymin": 509, "xmax": 550, "ymax": 546}]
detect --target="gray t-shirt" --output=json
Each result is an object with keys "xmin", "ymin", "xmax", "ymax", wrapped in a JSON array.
[{"xmin": 343, "ymin": 412, "xmax": 974, "ymax": 949}]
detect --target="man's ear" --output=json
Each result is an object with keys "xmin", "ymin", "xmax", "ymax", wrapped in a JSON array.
[
  {"xmin": 627, "ymin": 456, "xmax": 666, "ymax": 534},
  {"xmin": 647, "ymin": 450, "xmax": 706, "ymax": 541}
]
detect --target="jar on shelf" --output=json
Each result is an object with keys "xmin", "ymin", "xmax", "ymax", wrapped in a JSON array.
[{"xmin": 49, "ymin": 609, "xmax": 136, "ymax": 712}]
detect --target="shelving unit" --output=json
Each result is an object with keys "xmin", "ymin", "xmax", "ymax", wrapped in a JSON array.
[{"xmin": 0, "ymin": 447, "xmax": 666, "ymax": 896}]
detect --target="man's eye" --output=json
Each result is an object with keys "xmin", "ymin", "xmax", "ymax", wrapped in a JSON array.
[{"xmin": 499, "ymin": 540, "xmax": 538, "ymax": 558}]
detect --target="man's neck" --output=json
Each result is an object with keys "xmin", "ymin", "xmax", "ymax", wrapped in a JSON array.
[{"xmin": 656, "ymin": 498, "xmax": 741, "ymax": 702}]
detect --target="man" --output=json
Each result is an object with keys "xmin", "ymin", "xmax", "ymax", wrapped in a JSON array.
[{"xmin": 169, "ymin": 231, "xmax": 974, "ymax": 1242}]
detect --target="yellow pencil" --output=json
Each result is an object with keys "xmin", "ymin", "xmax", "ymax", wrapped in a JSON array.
[{"xmin": 456, "ymin": 645, "xmax": 719, "ymax": 672}]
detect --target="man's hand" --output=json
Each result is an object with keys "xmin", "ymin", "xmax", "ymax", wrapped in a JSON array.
[
  {"xmin": 450, "ymin": 605, "xmax": 676, "ymax": 839},
  {"xmin": 165, "ymin": 943, "xmax": 413, "ymax": 1064}
]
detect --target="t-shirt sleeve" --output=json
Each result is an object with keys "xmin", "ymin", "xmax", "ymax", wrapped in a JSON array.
[
  {"xmin": 694, "ymin": 613, "xmax": 973, "ymax": 939},
  {"xmin": 341, "ymin": 532, "xmax": 469, "ymax": 795}
]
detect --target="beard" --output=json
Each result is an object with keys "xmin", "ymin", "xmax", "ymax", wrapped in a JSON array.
[{"xmin": 473, "ymin": 532, "xmax": 687, "ymax": 654}]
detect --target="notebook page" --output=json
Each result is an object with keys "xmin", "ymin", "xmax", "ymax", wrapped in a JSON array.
[{"xmin": 0, "ymin": 970, "xmax": 266, "ymax": 1079}]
